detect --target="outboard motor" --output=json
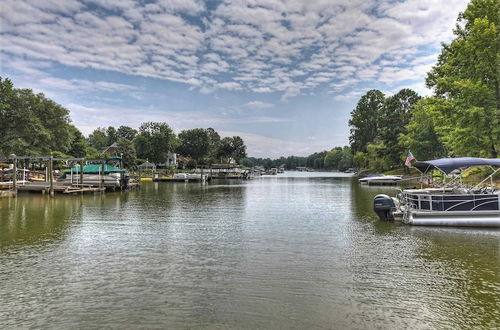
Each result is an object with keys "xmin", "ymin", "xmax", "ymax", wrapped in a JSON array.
[{"xmin": 373, "ymin": 194, "xmax": 396, "ymax": 221}]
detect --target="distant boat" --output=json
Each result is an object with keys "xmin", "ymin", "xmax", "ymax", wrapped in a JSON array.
[{"xmin": 359, "ymin": 174, "xmax": 403, "ymax": 185}]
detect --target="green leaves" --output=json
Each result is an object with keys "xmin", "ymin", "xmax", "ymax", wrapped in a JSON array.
[
  {"xmin": 424, "ymin": 0, "xmax": 499, "ymax": 157},
  {"xmin": 348, "ymin": 89, "xmax": 385, "ymax": 153},
  {"xmin": 176, "ymin": 128, "xmax": 211, "ymax": 162},
  {"xmin": 0, "ymin": 77, "xmax": 74, "ymax": 157},
  {"xmin": 135, "ymin": 122, "xmax": 175, "ymax": 164}
]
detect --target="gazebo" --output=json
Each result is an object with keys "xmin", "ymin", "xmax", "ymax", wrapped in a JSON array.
[{"xmin": 138, "ymin": 161, "xmax": 156, "ymax": 171}]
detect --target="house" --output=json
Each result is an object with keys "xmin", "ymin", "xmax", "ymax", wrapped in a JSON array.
[
  {"xmin": 165, "ymin": 152, "xmax": 177, "ymax": 167},
  {"xmin": 156, "ymin": 152, "xmax": 177, "ymax": 168},
  {"xmin": 102, "ymin": 142, "xmax": 119, "ymax": 156}
]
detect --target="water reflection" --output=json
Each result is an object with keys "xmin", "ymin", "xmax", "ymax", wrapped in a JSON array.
[
  {"xmin": 0, "ymin": 195, "xmax": 83, "ymax": 248},
  {"xmin": 0, "ymin": 173, "xmax": 498, "ymax": 328}
]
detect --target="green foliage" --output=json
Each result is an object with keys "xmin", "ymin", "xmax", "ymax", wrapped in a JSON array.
[
  {"xmin": 176, "ymin": 128, "xmax": 210, "ymax": 162},
  {"xmin": 116, "ymin": 137, "xmax": 136, "ymax": 169},
  {"xmin": 352, "ymin": 144, "xmax": 391, "ymax": 172},
  {"xmin": 379, "ymin": 89, "xmax": 421, "ymax": 164},
  {"xmin": 348, "ymin": 88, "xmax": 421, "ymax": 170},
  {"xmin": 134, "ymin": 122, "xmax": 175, "ymax": 164},
  {"xmin": 186, "ymin": 159, "xmax": 197, "ymax": 169},
  {"xmin": 306, "ymin": 151, "xmax": 327, "ymax": 169},
  {"xmin": 353, "ymin": 152, "xmax": 368, "ymax": 169},
  {"xmin": 50, "ymin": 151, "xmax": 71, "ymax": 170},
  {"xmin": 67, "ymin": 125, "xmax": 88, "ymax": 157},
  {"xmin": 424, "ymin": 0, "xmax": 499, "ymax": 157},
  {"xmin": 216, "ymin": 136, "xmax": 247, "ymax": 163},
  {"xmin": 399, "ymin": 98, "xmax": 448, "ymax": 160},
  {"xmin": 87, "ymin": 127, "xmax": 108, "ymax": 150},
  {"xmin": 0, "ymin": 77, "xmax": 74, "ymax": 156},
  {"xmin": 206, "ymin": 127, "xmax": 221, "ymax": 162},
  {"xmin": 230, "ymin": 136, "xmax": 247, "ymax": 163},
  {"xmin": 106, "ymin": 126, "xmax": 117, "ymax": 146},
  {"xmin": 348, "ymin": 90, "xmax": 385, "ymax": 153},
  {"xmin": 116, "ymin": 125, "xmax": 137, "ymax": 141},
  {"xmin": 324, "ymin": 146, "xmax": 354, "ymax": 171},
  {"xmin": 216, "ymin": 137, "xmax": 234, "ymax": 162},
  {"xmin": 84, "ymin": 147, "xmax": 106, "ymax": 159}
]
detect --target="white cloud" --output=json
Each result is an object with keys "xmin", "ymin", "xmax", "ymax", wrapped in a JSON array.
[
  {"xmin": 242, "ymin": 101, "xmax": 274, "ymax": 109},
  {"xmin": 0, "ymin": 0, "xmax": 468, "ymax": 100}
]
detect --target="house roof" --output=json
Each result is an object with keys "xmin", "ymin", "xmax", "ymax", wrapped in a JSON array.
[
  {"xmin": 102, "ymin": 142, "xmax": 119, "ymax": 153},
  {"xmin": 138, "ymin": 161, "xmax": 156, "ymax": 168}
]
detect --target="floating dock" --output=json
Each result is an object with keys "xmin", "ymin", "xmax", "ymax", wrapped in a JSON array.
[{"xmin": 153, "ymin": 177, "xmax": 206, "ymax": 182}]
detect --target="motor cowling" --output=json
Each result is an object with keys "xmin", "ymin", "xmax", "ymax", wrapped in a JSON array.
[{"xmin": 373, "ymin": 194, "xmax": 395, "ymax": 221}]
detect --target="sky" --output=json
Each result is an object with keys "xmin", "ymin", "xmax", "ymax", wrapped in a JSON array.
[{"xmin": 0, "ymin": 0, "xmax": 468, "ymax": 158}]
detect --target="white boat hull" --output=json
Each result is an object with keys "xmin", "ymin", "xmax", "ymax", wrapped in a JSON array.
[{"xmin": 407, "ymin": 211, "xmax": 500, "ymax": 227}]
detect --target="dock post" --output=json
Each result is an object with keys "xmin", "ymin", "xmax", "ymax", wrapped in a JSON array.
[
  {"xmin": 49, "ymin": 156, "xmax": 54, "ymax": 197},
  {"xmin": 80, "ymin": 159, "xmax": 84, "ymax": 194},
  {"xmin": 12, "ymin": 155, "xmax": 17, "ymax": 193},
  {"xmin": 101, "ymin": 161, "xmax": 105, "ymax": 189}
]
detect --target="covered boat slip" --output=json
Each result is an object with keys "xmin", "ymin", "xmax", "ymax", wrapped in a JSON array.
[
  {"xmin": 59, "ymin": 164, "xmax": 129, "ymax": 190},
  {"xmin": 3, "ymin": 155, "xmax": 135, "ymax": 195}
]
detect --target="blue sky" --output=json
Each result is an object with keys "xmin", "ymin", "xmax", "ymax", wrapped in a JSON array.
[{"xmin": 0, "ymin": 0, "xmax": 467, "ymax": 157}]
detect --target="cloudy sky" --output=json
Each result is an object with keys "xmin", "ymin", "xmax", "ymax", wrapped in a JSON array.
[{"xmin": 0, "ymin": 0, "xmax": 467, "ymax": 157}]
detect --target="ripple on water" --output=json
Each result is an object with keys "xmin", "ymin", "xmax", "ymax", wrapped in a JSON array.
[{"xmin": 0, "ymin": 173, "xmax": 499, "ymax": 329}]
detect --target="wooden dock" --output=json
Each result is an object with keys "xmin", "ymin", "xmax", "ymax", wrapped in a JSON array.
[
  {"xmin": 16, "ymin": 182, "xmax": 105, "ymax": 194},
  {"xmin": 153, "ymin": 177, "xmax": 206, "ymax": 182}
]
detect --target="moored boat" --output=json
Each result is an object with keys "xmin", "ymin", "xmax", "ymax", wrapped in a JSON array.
[
  {"xmin": 359, "ymin": 174, "xmax": 403, "ymax": 185},
  {"xmin": 373, "ymin": 157, "xmax": 500, "ymax": 227}
]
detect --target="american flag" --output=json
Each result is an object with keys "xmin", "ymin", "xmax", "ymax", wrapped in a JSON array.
[{"xmin": 405, "ymin": 151, "xmax": 415, "ymax": 167}]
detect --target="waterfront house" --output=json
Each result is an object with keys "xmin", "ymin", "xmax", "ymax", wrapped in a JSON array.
[{"xmin": 102, "ymin": 142, "xmax": 119, "ymax": 156}]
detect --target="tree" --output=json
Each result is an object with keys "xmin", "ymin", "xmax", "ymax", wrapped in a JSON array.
[
  {"xmin": 230, "ymin": 136, "xmax": 247, "ymax": 163},
  {"xmin": 380, "ymin": 89, "xmax": 421, "ymax": 165},
  {"xmin": 399, "ymin": 98, "xmax": 448, "ymax": 160},
  {"xmin": 134, "ymin": 122, "xmax": 175, "ymax": 164},
  {"xmin": 0, "ymin": 77, "xmax": 74, "ymax": 156},
  {"xmin": 206, "ymin": 127, "xmax": 221, "ymax": 162},
  {"xmin": 425, "ymin": 0, "xmax": 499, "ymax": 157},
  {"xmin": 324, "ymin": 147, "xmax": 353, "ymax": 171},
  {"xmin": 176, "ymin": 128, "xmax": 210, "ymax": 164},
  {"xmin": 216, "ymin": 136, "xmax": 247, "ymax": 164},
  {"xmin": 216, "ymin": 137, "xmax": 234, "ymax": 163},
  {"xmin": 116, "ymin": 137, "xmax": 136, "ymax": 169},
  {"xmin": 67, "ymin": 125, "xmax": 87, "ymax": 157},
  {"xmin": 324, "ymin": 148, "xmax": 342, "ymax": 169},
  {"xmin": 106, "ymin": 126, "xmax": 117, "ymax": 146},
  {"xmin": 348, "ymin": 90, "xmax": 385, "ymax": 153},
  {"xmin": 116, "ymin": 125, "xmax": 137, "ymax": 141},
  {"xmin": 88, "ymin": 127, "xmax": 108, "ymax": 150}
]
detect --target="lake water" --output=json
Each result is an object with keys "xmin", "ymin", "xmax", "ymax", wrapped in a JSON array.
[{"xmin": 1, "ymin": 172, "xmax": 499, "ymax": 329}]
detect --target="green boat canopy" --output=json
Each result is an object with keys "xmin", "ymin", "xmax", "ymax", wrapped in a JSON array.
[{"xmin": 60, "ymin": 164, "xmax": 125, "ymax": 178}]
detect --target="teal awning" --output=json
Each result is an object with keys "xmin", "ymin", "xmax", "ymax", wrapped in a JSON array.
[{"xmin": 63, "ymin": 164, "xmax": 125, "ymax": 175}]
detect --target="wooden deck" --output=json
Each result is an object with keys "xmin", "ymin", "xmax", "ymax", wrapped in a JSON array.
[{"xmin": 16, "ymin": 182, "xmax": 106, "ymax": 194}]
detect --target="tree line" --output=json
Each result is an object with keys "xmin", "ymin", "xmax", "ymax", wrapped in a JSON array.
[
  {"xmin": 0, "ymin": 77, "xmax": 247, "ymax": 169},
  {"xmin": 348, "ymin": 0, "xmax": 498, "ymax": 171},
  {"xmin": 241, "ymin": 147, "xmax": 354, "ymax": 171}
]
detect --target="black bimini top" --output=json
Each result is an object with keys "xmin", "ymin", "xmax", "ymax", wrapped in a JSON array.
[{"xmin": 414, "ymin": 157, "xmax": 500, "ymax": 174}]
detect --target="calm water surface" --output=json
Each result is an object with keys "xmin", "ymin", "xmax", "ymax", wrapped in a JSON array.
[{"xmin": 1, "ymin": 172, "xmax": 499, "ymax": 329}]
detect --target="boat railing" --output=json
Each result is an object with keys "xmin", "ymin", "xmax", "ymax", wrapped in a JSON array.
[{"xmin": 401, "ymin": 192, "xmax": 499, "ymax": 212}]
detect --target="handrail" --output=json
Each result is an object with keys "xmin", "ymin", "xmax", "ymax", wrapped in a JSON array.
[{"xmin": 402, "ymin": 192, "xmax": 499, "ymax": 212}]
